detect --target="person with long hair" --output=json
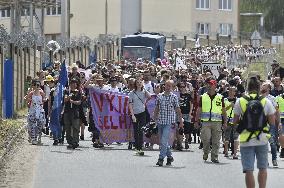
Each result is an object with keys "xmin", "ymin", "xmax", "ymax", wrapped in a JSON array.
[
  {"xmin": 26, "ymin": 79, "xmax": 46, "ymax": 145},
  {"xmin": 128, "ymin": 78, "xmax": 151, "ymax": 155}
]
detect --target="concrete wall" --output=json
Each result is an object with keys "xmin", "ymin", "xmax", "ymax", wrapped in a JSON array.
[
  {"xmin": 191, "ymin": 0, "xmax": 239, "ymax": 37},
  {"xmin": 141, "ymin": 0, "xmax": 192, "ymax": 33},
  {"xmin": 70, "ymin": 0, "xmax": 121, "ymax": 38},
  {"xmin": 44, "ymin": 15, "xmax": 61, "ymax": 34}
]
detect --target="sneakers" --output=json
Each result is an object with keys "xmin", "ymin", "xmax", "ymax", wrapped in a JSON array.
[
  {"xmin": 224, "ymin": 153, "xmax": 229, "ymax": 158},
  {"xmin": 211, "ymin": 159, "xmax": 220, "ymax": 164},
  {"xmin": 67, "ymin": 144, "xmax": 73, "ymax": 149},
  {"xmin": 135, "ymin": 150, "xmax": 144, "ymax": 156},
  {"xmin": 272, "ymin": 160, "xmax": 278, "ymax": 168},
  {"xmin": 185, "ymin": 141, "xmax": 189, "ymax": 150},
  {"xmin": 156, "ymin": 159, "xmax": 164, "ymax": 166},
  {"xmin": 128, "ymin": 142, "xmax": 133, "ymax": 150},
  {"xmin": 176, "ymin": 144, "xmax": 183, "ymax": 151},
  {"xmin": 280, "ymin": 149, "xmax": 284, "ymax": 158},
  {"xmin": 72, "ymin": 143, "xmax": 79, "ymax": 149},
  {"xmin": 80, "ymin": 135, "xmax": 84, "ymax": 140},
  {"xmin": 93, "ymin": 143, "xmax": 104, "ymax": 148},
  {"xmin": 53, "ymin": 140, "xmax": 59, "ymax": 146},
  {"xmin": 32, "ymin": 140, "xmax": 38, "ymax": 145},
  {"xmin": 233, "ymin": 155, "xmax": 239, "ymax": 160},
  {"xmin": 203, "ymin": 153, "xmax": 208, "ymax": 161},
  {"xmin": 166, "ymin": 157, "xmax": 174, "ymax": 166}
]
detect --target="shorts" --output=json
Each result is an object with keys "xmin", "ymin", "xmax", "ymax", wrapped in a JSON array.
[
  {"xmin": 281, "ymin": 119, "xmax": 284, "ymax": 134},
  {"xmin": 224, "ymin": 126, "xmax": 239, "ymax": 141},
  {"xmin": 184, "ymin": 121, "xmax": 194, "ymax": 134},
  {"xmin": 240, "ymin": 144, "xmax": 268, "ymax": 173}
]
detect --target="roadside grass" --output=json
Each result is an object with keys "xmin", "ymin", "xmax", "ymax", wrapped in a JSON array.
[{"xmin": 0, "ymin": 108, "xmax": 27, "ymax": 157}]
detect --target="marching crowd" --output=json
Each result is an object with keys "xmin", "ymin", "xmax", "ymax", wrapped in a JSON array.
[{"xmin": 24, "ymin": 45, "xmax": 284, "ymax": 188}]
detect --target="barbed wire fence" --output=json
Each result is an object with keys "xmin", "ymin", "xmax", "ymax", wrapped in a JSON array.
[{"xmin": 0, "ymin": 24, "xmax": 283, "ymax": 117}]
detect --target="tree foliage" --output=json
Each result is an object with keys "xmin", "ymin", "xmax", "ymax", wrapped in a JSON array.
[{"xmin": 240, "ymin": 0, "xmax": 284, "ymax": 33}]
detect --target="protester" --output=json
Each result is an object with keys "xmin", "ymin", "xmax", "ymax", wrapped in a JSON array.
[
  {"xmin": 128, "ymin": 78, "xmax": 151, "ymax": 155},
  {"xmin": 26, "ymin": 79, "xmax": 46, "ymax": 145},
  {"xmin": 223, "ymin": 86, "xmax": 239, "ymax": 159},
  {"xmin": 154, "ymin": 80, "xmax": 183, "ymax": 166},
  {"xmin": 195, "ymin": 79, "xmax": 227, "ymax": 163},
  {"xmin": 63, "ymin": 78, "xmax": 82, "ymax": 149},
  {"xmin": 233, "ymin": 76, "xmax": 275, "ymax": 188}
]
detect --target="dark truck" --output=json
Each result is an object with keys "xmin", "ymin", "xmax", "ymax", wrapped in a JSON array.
[{"xmin": 121, "ymin": 33, "xmax": 166, "ymax": 63}]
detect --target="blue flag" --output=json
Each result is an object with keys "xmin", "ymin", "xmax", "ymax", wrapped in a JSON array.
[{"xmin": 49, "ymin": 60, "xmax": 68, "ymax": 140}]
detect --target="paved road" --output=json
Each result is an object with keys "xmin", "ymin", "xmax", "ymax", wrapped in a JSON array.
[{"xmin": 32, "ymin": 131, "xmax": 284, "ymax": 188}]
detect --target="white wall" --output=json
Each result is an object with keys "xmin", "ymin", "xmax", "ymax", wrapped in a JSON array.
[
  {"xmin": 121, "ymin": 0, "xmax": 140, "ymax": 36},
  {"xmin": 141, "ymin": 0, "xmax": 192, "ymax": 33}
]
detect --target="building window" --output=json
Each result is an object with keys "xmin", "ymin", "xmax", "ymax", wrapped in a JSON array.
[
  {"xmin": 197, "ymin": 23, "xmax": 210, "ymax": 35},
  {"xmin": 46, "ymin": 0, "xmax": 61, "ymax": 15},
  {"xmin": 0, "ymin": 8, "xmax": 11, "ymax": 18},
  {"xmin": 219, "ymin": 23, "xmax": 233, "ymax": 36},
  {"xmin": 196, "ymin": 0, "xmax": 210, "ymax": 9},
  {"xmin": 219, "ymin": 0, "xmax": 232, "ymax": 10}
]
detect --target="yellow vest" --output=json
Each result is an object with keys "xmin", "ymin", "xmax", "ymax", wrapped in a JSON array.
[
  {"xmin": 275, "ymin": 94, "xmax": 284, "ymax": 118},
  {"xmin": 201, "ymin": 93, "xmax": 223, "ymax": 122},
  {"xmin": 239, "ymin": 94, "xmax": 270, "ymax": 143},
  {"xmin": 224, "ymin": 98, "xmax": 234, "ymax": 125}
]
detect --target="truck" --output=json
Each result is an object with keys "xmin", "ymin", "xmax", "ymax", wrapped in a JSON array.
[{"xmin": 121, "ymin": 33, "xmax": 166, "ymax": 63}]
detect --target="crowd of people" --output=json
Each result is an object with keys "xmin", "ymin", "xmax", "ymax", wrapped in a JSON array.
[{"xmin": 24, "ymin": 44, "xmax": 284, "ymax": 187}]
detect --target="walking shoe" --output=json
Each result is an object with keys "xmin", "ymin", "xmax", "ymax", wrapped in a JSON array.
[
  {"xmin": 272, "ymin": 160, "xmax": 278, "ymax": 168},
  {"xmin": 233, "ymin": 155, "xmax": 239, "ymax": 160},
  {"xmin": 98, "ymin": 143, "xmax": 104, "ymax": 148},
  {"xmin": 156, "ymin": 159, "xmax": 164, "ymax": 166},
  {"xmin": 32, "ymin": 140, "xmax": 38, "ymax": 145},
  {"xmin": 280, "ymin": 149, "xmax": 284, "ymax": 158},
  {"xmin": 128, "ymin": 142, "xmax": 133, "ymax": 150},
  {"xmin": 59, "ymin": 138, "xmax": 64, "ymax": 144},
  {"xmin": 67, "ymin": 144, "xmax": 74, "ymax": 149},
  {"xmin": 176, "ymin": 144, "xmax": 183, "ymax": 151},
  {"xmin": 211, "ymin": 159, "xmax": 220, "ymax": 164},
  {"xmin": 166, "ymin": 157, "xmax": 174, "ymax": 166},
  {"xmin": 80, "ymin": 135, "xmax": 84, "ymax": 140},
  {"xmin": 45, "ymin": 128, "xmax": 49, "ymax": 135},
  {"xmin": 185, "ymin": 141, "xmax": 189, "ymax": 150},
  {"xmin": 224, "ymin": 153, "xmax": 229, "ymax": 158},
  {"xmin": 138, "ymin": 150, "xmax": 144, "ymax": 156},
  {"xmin": 73, "ymin": 143, "xmax": 79, "ymax": 149},
  {"xmin": 53, "ymin": 140, "xmax": 59, "ymax": 146},
  {"xmin": 145, "ymin": 143, "xmax": 149, "ymax": 148},
  {"xmin": 203, "ymin": 154, "xmax": 208, "ymax": 161},
  {"xmin": 198, "ymin": 143, "xmax": 203, "ymax": 149}
]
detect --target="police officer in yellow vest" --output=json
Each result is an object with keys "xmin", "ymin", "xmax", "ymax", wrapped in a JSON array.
[
  {"xmin": 275, "ymin": 93, "xmax": 284, "ymax": 158},
  {"xmin": 223, "ymin": 86, "xmax": 239, "ymax": 159},
  {"xmin": 195, "ymin": 79, "xmax": 227, "ymax": 163},
  {"xmin": 233, "ymin": 77, "xmax": 275, "ymax": 188}
]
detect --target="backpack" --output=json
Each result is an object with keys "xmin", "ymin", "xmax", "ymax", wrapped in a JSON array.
[{"xmin": 236, "ymin": 95, "xmax": 268, "ymax": 141}]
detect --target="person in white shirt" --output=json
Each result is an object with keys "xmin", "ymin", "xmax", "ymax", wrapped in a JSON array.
[
  {"xmin": 143, "ymin": 71, "xmax": 155, "ymax": 94},
  {"xmin": 107, "ymin": 77, "xmax": 120, "ymax": 93}
]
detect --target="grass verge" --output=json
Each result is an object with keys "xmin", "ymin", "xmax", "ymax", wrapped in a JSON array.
[{"xmin": 0, "ymin": 108, "xmax": 27, "ymax": 157}]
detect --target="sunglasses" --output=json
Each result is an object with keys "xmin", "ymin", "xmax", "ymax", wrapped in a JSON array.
[{"xmin": 179, "ymin": 86, "xmax": 186, "ymax": 88}]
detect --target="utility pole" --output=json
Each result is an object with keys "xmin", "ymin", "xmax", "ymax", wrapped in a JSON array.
[
  {"xmin": 29, "ymin": 0, "xmax": 34, "ymax": 31},
  {"xmin": 105, "ymin": 0, "xmax": 108, "ymax": 35}
]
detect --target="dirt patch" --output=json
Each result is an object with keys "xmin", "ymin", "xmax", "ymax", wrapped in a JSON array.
[{"xmin": 0, "ymin": 131, "xmax": 39, "ymax": 188}]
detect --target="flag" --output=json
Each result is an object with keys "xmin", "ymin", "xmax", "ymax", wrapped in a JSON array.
[{"xmin": 49, "ymin": 60, "xmax": 68, "ymax": 139}]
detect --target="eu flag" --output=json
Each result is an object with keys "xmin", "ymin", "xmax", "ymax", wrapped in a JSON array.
[{"xmin": 49, "ymin": 60, "xmax": 68, "ymax": 140}]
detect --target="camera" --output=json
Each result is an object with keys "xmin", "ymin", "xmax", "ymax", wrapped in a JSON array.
[{"xmin": 142, "ymin": 121, "xmax": 158, "ymax": 138}]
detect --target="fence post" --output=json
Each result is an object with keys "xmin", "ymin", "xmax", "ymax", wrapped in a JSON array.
[{"xmin": 0, "ymin": 46, "xmax": 3, "ymax": 118}]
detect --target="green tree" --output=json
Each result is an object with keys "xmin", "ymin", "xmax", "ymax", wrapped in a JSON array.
[{"xmin": 240, "ymin": 0, "xmax": 284, "ymax": 33}]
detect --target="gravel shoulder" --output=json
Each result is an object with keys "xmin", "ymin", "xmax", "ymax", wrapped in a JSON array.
[{"xmin": 0, "ymin": 131, "xmax": 39, "ymax": 188}]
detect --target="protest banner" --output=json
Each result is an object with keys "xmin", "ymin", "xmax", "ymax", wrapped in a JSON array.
[
  {"xmin": 201, "ymin": 62, "xmax": 221, "ymax": 78},
  {"xmin": 89, "ymin": 89, "xmax": 176, "ymax": 145}
]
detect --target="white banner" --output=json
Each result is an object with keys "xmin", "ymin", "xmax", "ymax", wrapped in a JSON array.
[{"xmin": 202, "ymin": 62, "xmax": 221, "ymax": 78}]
